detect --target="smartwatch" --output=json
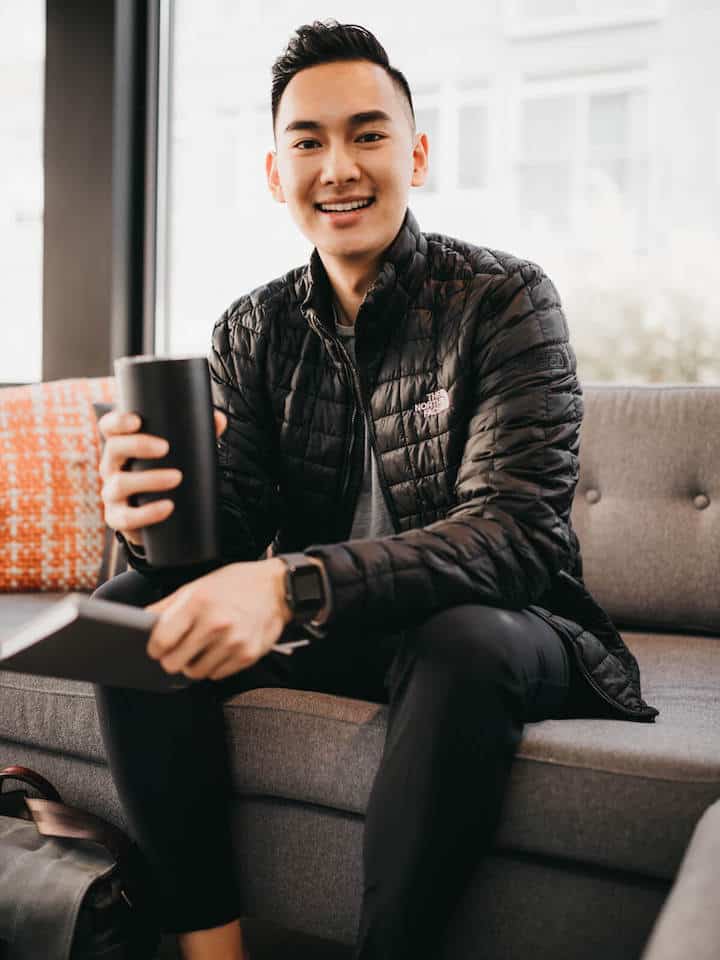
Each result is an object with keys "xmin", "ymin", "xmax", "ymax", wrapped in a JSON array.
[{"xmin": 279, "ymin": 553, "xmax": 331, "ymax": 625}]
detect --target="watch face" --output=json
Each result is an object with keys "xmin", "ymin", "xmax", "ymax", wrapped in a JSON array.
[{"xmin": 293, "ymin": 565, "xmax": 323, "ymax": 606}]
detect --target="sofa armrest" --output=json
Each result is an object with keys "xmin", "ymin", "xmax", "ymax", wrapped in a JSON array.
[{"xmin": 640, "ymin": 798, "xmax": 720, "ymax": 960}]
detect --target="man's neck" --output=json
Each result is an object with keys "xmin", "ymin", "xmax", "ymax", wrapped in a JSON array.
[{"xmin": 319, "ymin": 251, "xmax": 382, "ymax": 327}]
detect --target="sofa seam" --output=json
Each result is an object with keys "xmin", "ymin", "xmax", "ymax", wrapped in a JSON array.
[{"xmin": 514, "ymin": 753, "xmax": 720, "ymax": 784}]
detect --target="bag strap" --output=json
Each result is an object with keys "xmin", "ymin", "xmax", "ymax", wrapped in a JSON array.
[
  {"xmin": 0, "ymin": 764, "xmax": 133, "ymax": 865},
  {"xmin": 0, "ymin": 764, "xmax": 62, "ymax": 802},
  {"xmin": 24, "ymin": 798, "xmax": 134, "ymax": 864}
]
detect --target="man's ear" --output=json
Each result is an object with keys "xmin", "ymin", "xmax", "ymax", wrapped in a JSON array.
[
  {"xmin": 266, "ymin": 150, "xmax": 286, "ymax": 203},
  {"xmin": 410, "ymin": 132, "xmax": 429, "ymax": 188}
]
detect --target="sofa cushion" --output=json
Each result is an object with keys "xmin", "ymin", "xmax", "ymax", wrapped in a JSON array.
[
  {"xmin": 572, "ymin": 385, "xmax": 720, "ymax": 635},
  {"xmin": 0, "ymin": 378, "xmax": 116, "ymax": 592},
  {"xmin": 0, "ymin": 603, "xmax": 716, "ymax": 883}
]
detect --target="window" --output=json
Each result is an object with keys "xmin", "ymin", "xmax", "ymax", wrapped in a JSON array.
[
  {"xmin": 156, "ymin": 1, "xmax": 720, "ymax": 384},
  {"xmin": 517, "ymin": 94, "xmax": 575, "ymax": 230},
  {"xmin": 516, "ymin": 80, "xmax": 648, "ymax": 244},
  {"xmin": 0, "ymin": 2, "xmax": 45, "ymax": 383}
]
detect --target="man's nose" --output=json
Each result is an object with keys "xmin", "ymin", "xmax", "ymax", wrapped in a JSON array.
[{"xmin": 320, "ymin": 144, "xmax": 361, "ymax": 184}]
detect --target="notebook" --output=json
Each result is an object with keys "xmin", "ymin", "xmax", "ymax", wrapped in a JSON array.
[{"xmin": 0, "ymin": 594, "xmax": 312, "ymax": 693}]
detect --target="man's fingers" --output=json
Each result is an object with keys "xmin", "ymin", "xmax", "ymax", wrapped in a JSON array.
[
  {"xmin": 98, "ymin": 410, "xmax": 142, "ymax": 438},
  {"xmin": 214, "ymin": 409, "xmax": 228, "ymax": 437},
  {"xmin": 183, "ymin": 644, "xmax": 235, "ymax": 680},
  {"xmin": 146, "ymin": 598, "xmax": 194, "ymax": 659},
  {"xmin": 102, "ymin": 467, "xmax": 182, "ymax": 505},
  {"xmin": 156, "ymin": 625, "xmax": 224, "ymax": 675},
  {"xmin": 106, "ymin": 497, "xmax": 175, "ymax": 537},
  {"xmin": 102, "ymin": 433, "xmax": 170, "ymax": 475}
]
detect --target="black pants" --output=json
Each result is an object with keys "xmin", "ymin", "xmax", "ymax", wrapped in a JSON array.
[{"xmin": 92, "ymin": 568, "xmax": 585, "ymax": 959}]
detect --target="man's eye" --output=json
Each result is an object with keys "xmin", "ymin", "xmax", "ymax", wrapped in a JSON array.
[
  {"xmin": 358, "ymin": 133, "xmax": 384, "ymax": 143},
  {"xmin": 295, "ymin": 139, "xmax": 320, "ymax": 150}
]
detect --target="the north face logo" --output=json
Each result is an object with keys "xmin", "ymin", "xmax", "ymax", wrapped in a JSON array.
[{"xmin": 414, "ymin": 388, "xmax": 450, "ymax": 416}]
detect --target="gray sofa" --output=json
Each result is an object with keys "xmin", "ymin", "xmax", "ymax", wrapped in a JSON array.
[{"xmin": 1, "ymin": 383, "xmax": 718, "ymax": 959}]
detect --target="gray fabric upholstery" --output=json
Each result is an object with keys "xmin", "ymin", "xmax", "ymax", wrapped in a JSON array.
[
  {"xmin": 572, "ymin": 385, "xmax": 720, "ymax": 634},
  {"xmin": 0, "ymin": 382, "xmax": 719, "ymax": 957},
  {"xmin": 0, "ymin": 624, "xmax": 717, "ymax": 886},
  {"xmin": 0, "ymin": 738, "xmax": 673, "ymax": 956},
  {"xmin": 640, "ymin": 799, "xmax": 720, "ymax": 960}
]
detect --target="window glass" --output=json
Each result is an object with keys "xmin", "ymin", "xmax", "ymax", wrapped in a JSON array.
[
  {"xmin": 458, "ymin": 104, "xmax": 488, "ymax": 190},
  {"xmin": 160, "ymin": 0, "xmax": 720, "ymax": 383},
  {"xmin": 517, "ymin": 95, "xmax": 574, "ymax": 229},
  {"xmin": 0, "ymin": 2, "xmax": 45, "ymax": 383}
]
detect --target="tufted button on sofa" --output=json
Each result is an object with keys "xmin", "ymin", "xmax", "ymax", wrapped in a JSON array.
[{"xmin": 0, "ymin": 379, "xmax": 718, "ymax": 960}]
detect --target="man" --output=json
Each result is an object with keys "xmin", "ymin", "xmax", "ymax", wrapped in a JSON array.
[{"xmin": 95, "ymin": 20, "xmax": 658, "ymax": 960}]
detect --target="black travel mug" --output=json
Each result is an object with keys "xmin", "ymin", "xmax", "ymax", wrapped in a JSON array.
[{"xmin": 113, "ymin": 354, "xmax": 219, "ymax": 569}]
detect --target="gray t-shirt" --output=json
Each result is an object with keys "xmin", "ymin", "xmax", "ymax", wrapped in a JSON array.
[{"xmin": 335, "ymin": 319, "xmax": 395, "ymax": 540}]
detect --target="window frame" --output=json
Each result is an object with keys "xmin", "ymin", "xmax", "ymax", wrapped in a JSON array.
[
  {"xmin": 2, "ymin": 0, "xmax": 162, "ymax": 388},
  {"xmin": 503, "ymin": 0, "xmax": 667, "ymax": 40}
]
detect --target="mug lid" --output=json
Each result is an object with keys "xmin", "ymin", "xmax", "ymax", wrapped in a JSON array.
[{"xmin": 114, "ymin": 353, "xmax": 209, "ymax": 367}]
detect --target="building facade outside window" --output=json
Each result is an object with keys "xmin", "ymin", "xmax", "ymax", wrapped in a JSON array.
[{"xmin": 157, "ymin": 0, "xmax": 720, "ymax": 384}]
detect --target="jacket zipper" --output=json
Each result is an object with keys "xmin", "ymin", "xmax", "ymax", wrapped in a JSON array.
[
  {"xmin": 340, "ymin": 372, "xmax": 357, "ymax": 508},
  {"xmin": 333, "ymin": 335, "xmax": 401, "ymax": 535},
  {"xmin": 306, "ymin": 306, "xmax": 400, "ymax": 534},
  {"xmin": 313, "ymin": 322, "xmax": 360, "ymax": 536}
]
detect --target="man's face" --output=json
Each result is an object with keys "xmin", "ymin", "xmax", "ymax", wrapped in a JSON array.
[{"xmin": 266, "ymin": 59, "xmax": 428, "ymax": 266}]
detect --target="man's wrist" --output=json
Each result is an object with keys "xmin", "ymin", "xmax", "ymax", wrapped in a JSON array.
[{"xmin": 267, "ymin": 557, "xmax": 294, "ymax": 626}]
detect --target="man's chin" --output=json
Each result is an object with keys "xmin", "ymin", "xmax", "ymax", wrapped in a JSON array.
[
  {"xmin": 316, "ymin": 241, "xmax": 384, "ymax": 264},
  {"xmin": 312, "ymin": 225, "xmax": 393, "ymax": 262}
]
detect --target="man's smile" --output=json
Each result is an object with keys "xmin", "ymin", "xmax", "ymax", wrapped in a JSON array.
[
  {"xmin": 314, "ymin": 196, "xmax": 376, "ymax": 223},
  {"xmin": 315, "ymin": 196, "xmax": 375, "ymax": 210}
]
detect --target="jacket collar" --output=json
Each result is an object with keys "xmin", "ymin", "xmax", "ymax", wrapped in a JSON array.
[{"xmin": 300, "ymin": 207, "xmax": 428, "ymax": 346}]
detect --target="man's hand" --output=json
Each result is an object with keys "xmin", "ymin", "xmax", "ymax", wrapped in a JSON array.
[
  {"xmin": 98, "ymin": 407, "xmax": 228, "ymax": 549},
  {"xmin": 145, "ymin": 558, "xmax": 293, "ymax": 681}
]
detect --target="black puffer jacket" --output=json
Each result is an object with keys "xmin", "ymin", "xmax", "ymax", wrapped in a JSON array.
[{"xmin": 128, "ymin": 208, "xmax": 658, "ymax": 722}]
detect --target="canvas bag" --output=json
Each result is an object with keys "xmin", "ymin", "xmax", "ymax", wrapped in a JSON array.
[{"xmin": 0, "ymin": 765, "xmax": 161, "ymax": 959}]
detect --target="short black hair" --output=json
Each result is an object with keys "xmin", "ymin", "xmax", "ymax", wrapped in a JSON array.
[{"xmin": 271, "ymin": 20, "xmax": 416, "ymax": 138}]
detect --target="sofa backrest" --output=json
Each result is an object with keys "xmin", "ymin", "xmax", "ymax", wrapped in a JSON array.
[
  {"xmin": 571, "ymin": 384, "xmax": 719, "ymax": 636},
  {"xmin": 2, "ymin": 379, "xmax": 717, "ymax": 637}
]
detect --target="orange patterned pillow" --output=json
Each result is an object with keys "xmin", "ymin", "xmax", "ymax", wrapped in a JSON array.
[{"xmin": 0, "ymin": 377, "xmax": 117, "ymax": 592}]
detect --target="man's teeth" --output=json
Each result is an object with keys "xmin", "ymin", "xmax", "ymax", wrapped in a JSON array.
[{"xmin": 319, "ymin": 198, "xmax": 374, "ymax": 212}]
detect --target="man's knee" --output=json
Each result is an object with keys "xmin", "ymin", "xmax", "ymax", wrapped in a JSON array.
[
  {"xmin": 92, "ymin": 569, "xmax": 164, "ymax": 608},
  {"xmin": 408, "ymin": 603, "xmax": 526, "ymax": 681}
]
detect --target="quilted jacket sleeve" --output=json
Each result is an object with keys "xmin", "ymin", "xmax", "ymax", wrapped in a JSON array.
[
  {"xmin": 208, "ymin": 309, "xmax": 282, "ymax": 564},
  {"xmin": 303, "ymin": 263, "xmax": 584, "ymax": 634}
]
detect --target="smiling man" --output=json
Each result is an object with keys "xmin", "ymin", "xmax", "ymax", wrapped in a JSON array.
[
  {"xmin": 266, "ymin": 55, "xmax": 424, "ymax": 332},
  {"xmin": 93, "ymin": 19, "xmax": 658, "ymax": 960}
]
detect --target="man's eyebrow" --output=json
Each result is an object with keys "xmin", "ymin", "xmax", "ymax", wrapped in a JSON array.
[{"xmin": 283, "ymin": 110, "xmax": 393, "ymax": 135}]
